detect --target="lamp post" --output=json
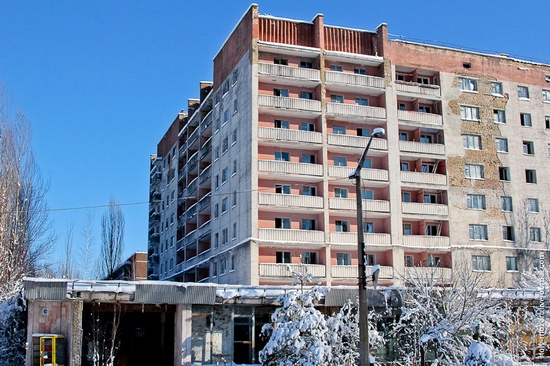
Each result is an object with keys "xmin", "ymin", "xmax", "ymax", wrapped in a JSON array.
[{"xmin": 348, "ymin": 127, "xmax": 385, "ymax": 366}]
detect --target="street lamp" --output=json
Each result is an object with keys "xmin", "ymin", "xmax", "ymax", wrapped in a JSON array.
[{"xmin": 348, "ymin": 127, "xmax": 385, "ymax": 366}]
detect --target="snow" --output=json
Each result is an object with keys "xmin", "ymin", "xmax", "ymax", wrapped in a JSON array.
[{"xmin": 465, "ymin": 342, "xmax": 492, "ymax": 365}]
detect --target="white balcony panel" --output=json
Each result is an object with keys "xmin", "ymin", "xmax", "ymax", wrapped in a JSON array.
[
  {"xmin": 395, "ymin": 81, "xmax": 441, "ymax": 97},
  {"xmin": 400, "ymin": 171, "xmax": 447, "ymax": 186},
  {"xmin": 402, "ymin": 202, "xmax": 449, "ymax": 216},
  {"xmin": 403, "ymin": 267, "xmax": 452, "ymax": 281},
  {"xmin": 258, "ymin": 63, "xmax": 320, "ymax": 81},
  {"xmin": 397, "ymin": 110, "xmax": 443, "ymax": 126},
  {"xmin": 258, "ymin": 95, "xmax": 322, "ymax": 113},
  {"xmin": 329, "ymin": 232, "xmax": 391, "ymax": 246},
  {"xmin": 328, "ymin": 166, "xmax": 389, "ymax": 181},
  {"xmin": 260, "ymin": 263, "xmax": 326, "ymax": 278},
  {"xmin": 329, "ymin": 198, "xmax": 389, "ymax": 213},
  {"xmin": 399, "ymin": 140, "xmax": 445, "ymax": 155},
  {"xmin": 326, "ymin": 103, "xmax": 386, "ymax": 120},
  {"xmin": 259, "ymin": 160, "xmax": 323, "ymax": 176},
  {"xmin": 258, "ymin": 127, "xmax": 323, "ymax": 144},
  {"xmin": 332, "ymin": 265, "xmax": 393, "ymax": 279},
  {"xmin": 258, "ymin": 228, "xmax": 324, "ymax": 243},
  {"xmin": 259, "ymin": 193, "xmax": 324, "ymax": 210},
  {"xmin": 328, "ymin": 134, "xmax": 387, "ymax": 150},
  {"xmin": 325, "ymin": 71, "xmax": 385, "ymax": 89},
  {"xmin": 402, "ymin": 235, "xmax": 450, "ymax": 249}
]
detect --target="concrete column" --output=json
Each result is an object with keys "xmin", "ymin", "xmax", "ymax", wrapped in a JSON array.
[{"xmin": 174, "ymin": 304, "xmax": 193, "ymax": 366}]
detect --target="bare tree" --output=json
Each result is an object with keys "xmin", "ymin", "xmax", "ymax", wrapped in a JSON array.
[
  {"xmin": 79, "ymin": 209, "xmax": 95, "ymax": 280},
  {"xmin": 100, "ymin": 198, "xmax": 125, "ymax": 278},
  {"xmin": 0, "ymin": 84, "xmax": 54, "ymax": 300},
  {"xmin": 58, "ymin": 221, "xmax": 79, "ymax": 279}
]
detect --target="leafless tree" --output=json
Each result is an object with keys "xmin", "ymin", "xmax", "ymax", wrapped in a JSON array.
[
  {"xmin": 58, "ymin": 221, "xmax": 80, "ymax": 279},
  {"xmin": 100, "ymin": 198, "xmax": 125, "ymax": 278},
  {"xmin": 79, "ymin": 209, "xmax": 95, "ymax": 280},
  {"xmin": 0, "ymin": 84, "xmax": 54, "ymax": 300}
]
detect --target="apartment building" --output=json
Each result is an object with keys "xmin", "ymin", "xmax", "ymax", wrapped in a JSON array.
[{"xmin": 148, "ymin": 4, "xmax": 550, "ymax": 288}]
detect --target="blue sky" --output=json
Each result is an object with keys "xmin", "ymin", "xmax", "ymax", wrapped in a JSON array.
[{"xmin": 0, "ymin": 0, "xmax": 548, "ymax": 271}]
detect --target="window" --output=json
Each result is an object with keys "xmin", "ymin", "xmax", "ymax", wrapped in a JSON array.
[
  {"xmin": 273, "ymin": 88, "xmax": 289, "ymax": 97},
  {"xmin": 518, "ymin": 85, "xmax": 529, "ymax": 99},
  {"xmin": 499, "ymin": 167, "xmax": 511, "ymax": 181},
  {"xmin": 418, "ymin": 106, "xmax": 431, "ymax": 113},
  {"xmin": 232, "ymin": 129, "xmax": 237, "ymax": 144},
  {"xmin": 332, "ymin": 125, "xmax": 346, "ymax": 134},
  {"xmin": 300, "ymin": 91, "xmax": 314, "ymax": 99},
  {"xmin": 491, "ymin": 82, "xmax": 503, "ymax": 95},
  {"xmin": 472, "ymin": 255, "xmax": 491, "ymax": 271},
  {"xmin": 523, "ymin": 141, "xmax": 534, "ymax": 155},
  {"xmin": 402, "ymin": 192, "xmax": 411, "ymax": 202},
  {"xmin": 546, "ymin": 116, "xmax": 550, "ymax": 129},
  {"xmin": 399, "ymin": 132, "xmax": 408, "ymax": 141},
  {"xmin": 403, "ymin": 223, "xmax": 412, "ymax": 236},
  {"xmin": 503, "ymin": 226, "xmax": 515, "ymax": 241},
  {"xmin": 275, "ymin": 151, "xmax": 290, "ymax": 161},
  {"xmin": 427, "ymin": 255, "xmax": 441, "ymax": 267},
  {"xmin": 396, "ymin": 74, "xmax": 405, "ymax": 81},
  {"xmin": 422, "ymin": 164, "xmax": 435, "ymax": 173},
  {"xmin": 301, "ymin": 219, "xmax": 316, "ymax": 230},
  {"xmin": 506, "ymin": 257, "xmax": 518, "ymax": 271},
  {"xmin": 424, "ymin": 194, "xmax": 437, "ymax": 204},
  {"xmin": 334, "ymin": 156, "xmax": 347, "ymax": 166},
  {"xmin": 337, "ymin": 253, "xmax": 351, "ymax": 265},
  {"xmin": 405, "ymin": 255, "xmax": 414, "ymax": 267},
  {"xmin": 275, "ymin": 184, "xmax": 291, "ymax": 194},
  {"xmin": 301, "ymin": 154, "xmax": 316, "ymax": 164},
  {"xmin": 300, "ymin": 61, "xmax": 313, "ymax": 68},
  {"xmin": 460, "ymin": 105, "xmax": 480, "ymax": 121},
  {"xmin": 222, "ymin": 228, "xmax": 228, "ymax": 245},
  {"xmin": 214, "ymin": 232, "xmax": 219, "ymax": 248},
  {"xmin": 361, "ymin": 190, "xmax": 373, "ymax": 200},
  {"xmin": 357, "ymin": 128, "xmax": 371, "ymax": 137},
  {"xmin": 276, "ymin": 251, "xmax": 291, "ymax": 263},
  {"xmin": 214, "ymin": 146, "xmax": 220, "ymax": 160},
  {"xmin": 301, "ymin": 122, "xmax": 315, "ymax": 131},
  {"xmin": 220, "ymin": 259, "xmax": 227, "ymax": 275},
  {"xmin": 525, "ymin": 169, "xmax": 537, "ymax": 183},
  {"xmin": 458, "ymin": 77, "xmax": 478, "ymax": 91},
  {"xmin": 330, "ymin": 65, "xmax": 343, "ymax": 72},
  {"xmin": 417, "ymin": 77, "xmax": 430, "ymax": 85},
  {"xmin": 221, "ymin": 197, "xmax": 228, "ymax": 213},
  {"xmin": 463, "ymin": 134, "xmax": 482, "ymax": 150},
  {"xmin": 274, "ymin": 119, "xmax": 290, "ymax": 129},
  {"xmin": 501, "ymin": 196, "xmax": 513, "ymax": 212},
  {"xmin": 467, "ymin": 194, "xmax": 486, "ymax": 210},
  {"xmin": 355, "ymin": 98, "xmax": 369, "ymax": 106},
  {"xmin": 335, "ymin": 188, "xmax": 348, "ymax": 198},
  {"xmin": 302, "ymin": 252, "xmax": 318, "ymax": 264},
  {"xmin": 215, "ymin": 175, "xmax": 219, "ymax": 190},
  {"xmin": 212, "ymin": 261, "xmax": 217, "ymax": 277},
  {"xmin": 425, "ymin": 225, "xmax": 438, "ymax": 236},
  {"xmin": 366, "ymin": 254, "xmax": 376, "ymax": 266},
  {"xmin": 493, "ymin": 109, "xmax": 506, "ymax": 123},
  {"xmin": 275, "ymin": 218, "xmax": 291, "ymax": 229},
  {"xmin": 214, "ymin": 203, "xmax": 219, "ymax": 218},
  {"xmin": 496, "ymin": 138, "xmax": 508, "ymax": 152},
  {"xmin": 363, "ymin": 221, "xmax": 374, "ymax": 233},
  {"xmin": 232, "ymin": 69, "xmax": 238, "ymax": 84},
  {"xmin": 543, "ymin": 89, "xmax": 550, "ymax": 102},
  {"xmin": 400, "ymin": 162, "xmax": 410, "ymax": 172},
  {"xmin": 233, "ymin": 99, "xmax": 238, "ymax": 113},
  {"xmin": 232, "ymin": 160, "xmax": 237, "ymax": 175},
  {"xmin": 469, "ymin": 224, "xmax": 488, "ymax": 240},
  {"xmin": 231, "ymin": 255, "xmax": 235, "ymax": 271},
  {"xmin": 222, "ymin": 167, "xmax": 229, "ymax": 183},
  {"xmin": 303, "ymin": 186, "xmax": 316, "ymax": 196},
  {"xmin": 232, "ymin": 191, "xmax": 237, "ymax": 207},
  {"xmin": 232, "ymin": 223, "xmax": 237, "ymax": 239},
  {"xmin": 223, "ymin": 80, "xmax": 229, "ymax": 95},
  {"xmin": 527, "ymin": 198, "xmax": 539, "ymax": 212},
  {"xmin": 465, "ymin": 164, "xmax": 484, "ymax": 179},
  {"xmin": 530, "ymin": 227, "xmax": 542, "ymax": 242},
  {"xmin": 420, "ymin": 134, "xmax": 433, "ymax": 143},
  {"xmin": 331, "ymin": 94, "xmax": 344, "ymax": 103},
  {"xmin": 274, "ymin": 57, "xmax": 288, "ymax": 65},
  {"xmin": 335, "ymin": 220, "xmax": 350, "ymax": 232},
  {"xmin": 398, "ymin": 103, "xmax": 406, "ymax": 110},
  {"xmin": 223, "ymin": 110, "xmax": 229, "ymax": 124},
  {"xmin": 354, "ymin": 67, "xmax": 367, "ymax": 75},
  {"xmin": 222, "ymin": 137, "xmax": 229, "ymax": 153},
  {"xmin": 360, "ymin": 159, "xmax": 372, "ymax": 168},
  {"xmin": 548, "ymin": 143, "xmax": 550, "ymax": 157},
  {"xmin": 520, "ymin": 113, "xmax": 532, "ymax": 127}
]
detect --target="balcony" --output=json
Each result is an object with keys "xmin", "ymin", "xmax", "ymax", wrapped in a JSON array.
[
  {"xmin": 259, "ymin": 263, "xmax": 326, "ymax": 278},
  {"xmin": 328, "ymin": 134, "xmax": 387, "ymax": 150},
  {"xmin": 186, "ymin": 203, "xmax": 197, "ymax": 222},
  {"xmin": 185, "ymin": 177, "xmax": 199, "ymax": 198},
  {"xmin": 188, "ymin": 128, "xmax": 200, "ymax": 150},
  {"xmin": 402, "ymin": 202, "xmax": 448, "ymax": 216},
  {"xmin": 198, "ymin": 193, "xmax": 211, "ymax": 212},
  {"xmin": 187, "ymin": 152, "xmax": 199, "ymax": 175},
  {"xmin": 403, "ymin": 266, "xmax": 452, "ymax": 281},
  {"xmin": 199, "ymin": 165, "xmax": 212, "ymax": 186},
  {"xmin": 329, "ymin": 232, "xmax": 391, "ymax": 246},
  {"xmin": 258, "ymin": 193, "xmax": 324, "ymax": 210},
  {"xmin": 258, "ymin": 63, "xmax": 320, "ymax": 83},
  {"xmin": 326, "ymin": 103, "xmax": 386, "ymax": 122},
  {"xmin": 258, "ymin": 228, "xmax": 324, "ymax": 244},
  {"xmin": 329, "ymin": 198, "xmax": 389, "ymax": 214},
  {"xmin": 395, "ymin": 81, "xmax": 441, "ymax": 98},
  {"xmin": 399, "ymin": 140, "xmax": 445, "ymax": 155},
  {"xmin": 402, "ymin": 235, "xmax": 450, "ymax": 249},
  {"xmin": 400, "ymin": 171, "xmax": 447, "ymax": 186},
  {"xmin": 328, "ymin": 166, "xmax": 389, "ymax": 182},
  {"xmin": 197, "ymin": 220, "xmax": 211, "ymax": 239},
  {"xmin": 397, "ymin": 110, "xmax": 443, "ymax": 127},
  {"xmin": 200, "ymin": 110, "xmax": 213, "ymax": 134},
  {"xmin": 259, "ymin": 160, "xmax": 323, "ymax": 176},
  {"xmin": 332, "ymin": 265, "xmax": 393, "ymax": 279},
  {"xmin": 325, "ymin": 71, "xmax": 385, "ymax": 92},
  {"xmin": 258, "ymin": 127, "xmax": 322, "ymax": 144},
  {"xmin": 199, "ymin": 137, "xmax": 212, "ymax": 161},
  {"xmin": 258, "ymin": 95, "xmax": 321, "ymax": 116}
]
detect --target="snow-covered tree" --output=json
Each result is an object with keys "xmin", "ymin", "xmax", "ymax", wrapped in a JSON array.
[{"xmin": 0, "ymin": 289, "xmax": 27, "ymax": 366}]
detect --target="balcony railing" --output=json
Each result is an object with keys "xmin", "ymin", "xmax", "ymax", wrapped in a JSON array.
[
  {"xmin": 329, "ymin": 232, "xmax": 391, "ymax": 246},
  {"xmin": 329, "ymin": 198, "xmax": 389, "ymax": 213},
  {"xmin": 188, "ymin": 128, "xmax": 199, "ymax": 148},
  {"xmin": 258, "ymin": 127, "xmax": 323, "ymax": 144},
  {"xmin": 395, "ymin": 81, "xmax": 441, "ymax": 97},
  {"xmin": 325, "ymin": 71, "xmax": 385, "ymax": 89},
  {"xmin": 258, "ymin": 63, "xmax": 320, "ymax": 81},
  {"xmin": 258, "ymin": 228, "xmax": 324, "ymax": 243},
  {"xmin": 185, "ymin": 177, "xmax": 199, "ymax": 197},
  {"xmin": 187, "ymin": 151, "xmax": 199, "ymax": 172},
  {"xmin": 326, "ymin": 103, "xmax": 386, "ymax": 120},
  {"xmin": 198, "ymin": 193, "xmax": 211, "ymax": 212},
  {"xmin": 402, "ymin": 235, "xmax": 450, "ymax": 249},
  {"xmin": 201, "ymin": 110, "xmax": 213, "ymax": 133},
  {"xmin": 331, "ymin": 265, "xmax": 393, "ymax": 279},
  {"xmin": 197, "ymin": 220, "xmax": 211, "ymax": 239},
  {"xmin": 328, "ymin": 166, "xmax": 389, "ymax": 182},
  {"xmin": 328, "ymin": 134, "xmax": 387, "ymax": 150},
  {"xmin": 183, "ymin": 230, "xmax": 198, "ymax": 249},
  {"xmin": 400, "ymin": 171, "xmax": 447, "ymax": 186},
  {"xmin": 186, "ymin": 203, "xmax": 197, "ymax": 222},
  {"xmin": 259, "ymin": 263, "xmax": 326, "ymax": 278},
  {"xmin": 403, "ymin": 266, "xmax": 452, "ymax": 281},
  {"xmin": 259, "ymin": 160, "xmax": 323, "ymax": 176},
  {"xmin": 200, "ymin": 138, "xmax": 212, "ymax": 159},
  {"xmin": 397, "ymin": 110, "xmax": 443, "ymax": 126},
  {"xmin": 258, "ymin": 95, "xmax": 322, "ymax": 113},
  {"xmin": 199, "ymin": 165, "xmax": 212, "ymax": 186},
  {"xmin": 258, "ymin": 193, "xmax": 324, "ymax": 210},
  {"xmin": 402, "ymin": 202, "xmax": 448, "ymax": 216},
  {"xmin": 398, "ymin": 140, "xmax": 445, "ymax": 155}
]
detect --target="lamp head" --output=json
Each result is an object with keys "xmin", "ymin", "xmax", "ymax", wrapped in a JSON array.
[{"xmin": 372, "ymin": 127, "xmax": 385, "ymax": 138}]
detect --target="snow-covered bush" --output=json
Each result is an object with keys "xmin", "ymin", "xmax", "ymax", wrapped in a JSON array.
[{"xmin": 0, "ymin": 289, "xmax": 27, "ymax": 366}]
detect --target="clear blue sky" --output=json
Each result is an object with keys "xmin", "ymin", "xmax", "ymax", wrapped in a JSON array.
[{"xmin": 0, "ymin": 0, "xmax": 548, "ymax": 271}]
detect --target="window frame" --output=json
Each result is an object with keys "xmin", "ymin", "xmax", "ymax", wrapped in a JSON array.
[
  {"xmin": 460, "ymin": 105, "xmax": 480, "ymax": 121},
  {"xmin": 467, "ymin": 194, "xmax": 486, "ymax": 210},
  {"xmin": 472, "ymin": 255, "xmax": 491, "ymax": 271},
  {"xmin": 463, "ymin": 134, "xmax": 482, "ymax": 150},
  {"xmin": 518, "ymin": 85, "xmax": 530, "ymax": 99},
  {"xmin": 469, "ymin": 224, "xmax": 488, "ymax": 240},
  {"xmin": 496, "ymin": 138, "xmax": 509, "ymax": 152},
  {"xmin": 465, "ymin": 164, "xmax": 484, "ymax": 179},
  {"xmin": 458, "ymin": 77, "xmax": 478, "ymax": 92}
]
